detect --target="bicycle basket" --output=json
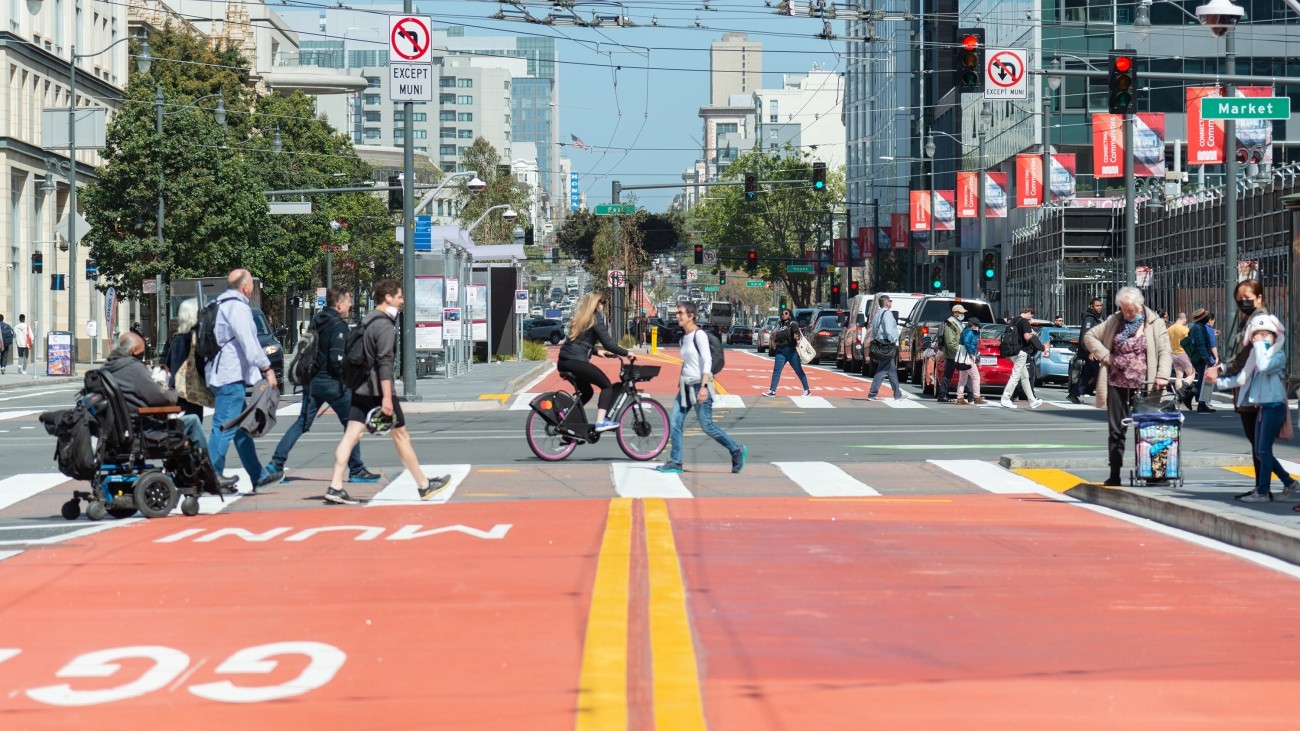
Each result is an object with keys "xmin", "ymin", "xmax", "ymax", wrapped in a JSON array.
[{"xmin": 625, "ymin": 364, "xmax": 662, "ymax": 383}]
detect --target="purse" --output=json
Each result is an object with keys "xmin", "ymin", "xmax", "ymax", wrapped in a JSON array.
[
  {"xmin": 795, "ymin": 334, "xmax": 816, "ymax": 364},
  {"xmin": 953, "ymin": 347, "xmax": 974, "ymax": 371},
  {"xmin": 175, "ymin": 333, "xmax": 215, "ymax": 408},
  {"xmin": 869, "ymin": 339, "xmax": 898, "ymax": 363},
  {"xmin": 1280, "ymin": 412, "xmax": 1295, "ymax": 441}
]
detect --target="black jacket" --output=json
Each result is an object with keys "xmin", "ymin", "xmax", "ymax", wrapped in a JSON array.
[
  {"xmin": 312, "ymin": 307, "xmax": 350, "ymax": 379},
  {"xmin": 1074, "ymin": 308, "xmax": 1103, "ymax": 360},
  {"xmin": 771, "ymin": 319, "xmax": 801, "ymax": 350},
  {"xmin": 102, "ymin": 354, "xmax": 175, "ymax": 412},
  {"xmin": 165, "ymin": 330, "xmax": 193, "ymax": 388},
  {"xmin": 558, "ymin": 314, "xmax": 628, "ymax": 362},
  {"xmin": 354, "ymin": 310, "xmax": 398, "ymax": 398}
]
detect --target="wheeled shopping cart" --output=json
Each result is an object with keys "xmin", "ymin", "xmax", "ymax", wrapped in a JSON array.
[{"xmin": 1126, "ymin": 404, "xmax": 1185, "ymax": 488}]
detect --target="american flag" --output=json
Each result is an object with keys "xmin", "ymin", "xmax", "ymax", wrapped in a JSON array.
[{"xmin": 570, "ymin": 134, "xmax": 589, "ymax": 150}]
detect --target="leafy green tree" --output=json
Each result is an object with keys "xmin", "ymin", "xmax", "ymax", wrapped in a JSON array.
[
  {"xmin": 688, "ymin": 149, "xmax": 843, "ymax": 308},
  {"xmin": 454, "ymin": 137, "xmax": 532, "ymax": 244}
]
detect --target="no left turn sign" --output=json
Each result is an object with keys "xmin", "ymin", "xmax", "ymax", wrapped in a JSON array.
[
  {"xmin": 389, "ymin": 16, "xmax": 433, "ymax": 64},
  {"xmin": 984, "ymin": 49, "xmax": 1027, "ymax": 100},
  {"xmin": 607, "ymin": 270, "xmax": 626, "ymax": 287}
]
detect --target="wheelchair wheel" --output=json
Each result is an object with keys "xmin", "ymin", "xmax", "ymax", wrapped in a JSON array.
[
  {"xmin": 180, "ymin": 495, "xmax": 200, "ymax": 517},
  {"xmin": 86, "ymin": 501, "xmax": 107, "ymax": 521},
  {"xmin": 61, "ymin": 499, "xmax": 81, "ymax": 521},
  {"xmin": 107, "ymin": 507, "xmax": 137, "ymax": 519},
  {"xmin": 134, "ymin": 472, "xmax": 177, "ymax": 519}
]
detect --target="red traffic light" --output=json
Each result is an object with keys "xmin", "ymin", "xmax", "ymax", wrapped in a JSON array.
[
  {"xmin": 747, "ymin": 251, "xmax": 757, "ymax": 262},
  {"xmin": 1113, "ymin": 55, "xmax": 1133, "ymax": 72},
  {"xmin": 961, "ymin": 34, "xmax": 980, "ymax": 50}
]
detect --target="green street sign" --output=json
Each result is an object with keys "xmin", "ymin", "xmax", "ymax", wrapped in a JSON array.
[
  {"xmin": 745, "ymin": 280, "xmax": 766, "ymax": 287},
  {"xmin": 786, "ymin": 264, "xmax": 815, "ymax": 274},
  {"xmin": 704, "ymin": 285, "xmax": 720, "ymax": 292},
  {"xmin": 594, "ymin": 203, "xmax": 637, "ymax": 215},
  {"xmin": 1201, "ymin": 96, "xmax": 1290, "ymax": 120}
]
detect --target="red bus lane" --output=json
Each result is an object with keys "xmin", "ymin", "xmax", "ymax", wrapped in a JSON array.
[
  {"xmin": 666, "ymin": 495, "xmax": 1300, "ymax": 729},
  {"xmin": 0, "ymin": 502, "xmax": 608, "ymax": 730}
]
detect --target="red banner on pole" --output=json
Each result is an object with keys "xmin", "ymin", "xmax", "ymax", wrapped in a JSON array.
[
  {"xmin": 1093, "ymin": 113, "xmax": 1123, "ymax": 178},
  {"xmin": 933, "ymin": 190, "xmax": 955, "ymax": 231},
  {"xmin": 856, "ymin": 226, "xmax": 874, "ymax": 260},
  {"xmin": 984, "ymin": 172, "xmax": 1008, "ymax": 218},
  {"xmin": 1050, "ymin": 153, "xmax": 1077, "ymax": 201},
  {"xmin": 1187, "ymin": 86, "xmax": 1222, "ymax": 166},
  {"xmin": 910, "ymin": 190, "xmax": 931, "ymax": 231},
  {"xmin": 890, "ymin": 214, "xmax": 909, "ymax": 250},
  {"xmin": 1016, "ymin": 154, "xmax": 1042, "ymax": 208},
  {"xmin": 832, "ymin": 238, "xmax": 848, "ymax": 267},
  {"xmin": 957, "ymin": 172, "xmax": 979, "ymax": 218}
]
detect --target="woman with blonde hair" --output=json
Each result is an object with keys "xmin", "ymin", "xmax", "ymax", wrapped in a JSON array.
[
  {"xmin": 164, "ymin": 297, "xmax": 205, "ymax": 420},
  {"xmin": 558, "ymin": 292, "xmax": 629, "ymax": 432}
]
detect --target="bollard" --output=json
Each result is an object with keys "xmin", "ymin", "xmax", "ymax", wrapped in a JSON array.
[{"xmin": 650, "ymin": 325, "xmax": 658, "ymax": 354}]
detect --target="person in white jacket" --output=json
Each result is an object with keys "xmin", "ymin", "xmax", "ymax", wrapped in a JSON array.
[{"xmin": 13, "ymin": 315, "xmax": 31, "ymax": 375}]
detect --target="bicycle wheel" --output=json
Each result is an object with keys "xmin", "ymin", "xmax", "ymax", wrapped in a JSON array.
[
  {"xmin": 616, "ymin": 397, "xmax": 669, "ymax": 461},
  {"xmin": 525, "ymin": 409, "xmax": 578, "ymax": 461}
]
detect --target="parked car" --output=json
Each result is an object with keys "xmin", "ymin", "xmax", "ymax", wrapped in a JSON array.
[
  {"xmin": 792, "ymin": 308, "xmax": 818, "ymax": 329},
  {"xmin": 756, "ymin": 315, "xmax": 780, "ymax": 353},
  {"xmin": 251, "ymin": 308, "xmax": 285, "ymax": 394},
  {"xmin": 838, "ymin": 292, "xmax": 923, "ymax": 375},
  {"xmin": 807, "ymin": 313, "xmax": 848, "ymax": 364},
  {"xmin": 920, "ymin": 324, "xmax": 1015, "ymax": 394},
  {"xmin": 897, "ymin": 296, "xmax": 997, "ymax": 384},
  {"xmin": 725, "ymin": 325, "xmax": 753, "ymax": 346},
  {"xmin": 524, "ymin": 318, "xmax": 565, "ymax": 344},
  {"xmin": 1035, "ymin": 326, "xmax": 1078, "ymax": 387}
]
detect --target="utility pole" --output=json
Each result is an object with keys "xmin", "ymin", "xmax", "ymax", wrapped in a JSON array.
[
  {"xmin": 1223, "ymin": 31, "xmax": 1238, "ymax": 330},
  {"xmin": 399, "ymin": 0, "xmax": 418, "ymax": 400}
]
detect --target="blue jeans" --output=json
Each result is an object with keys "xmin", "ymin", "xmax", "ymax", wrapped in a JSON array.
[
  {"xmin": 667, "ymin": 386, "xmax": 739, "ymax": 466},
  {"xmin": 208, "ymin": 382, "xmax": 264, "ymax": 481},
  {"xmin": 271, "ymin": 376, "xmax": 364, "ymax": 473},
  {"xmin": 769, "ymin": 346, "xmax": 810, "ymax": 392},
  {"xmin": 868, "ymin": 356, "xmax": 900, "ymax": 398},
  {"xmin": 179, "ymin": 414, "xmax": 208, "ymax": 452},
  {"xmin": 1253, "ymin": 403, "xmax": 1291, "ymax": 494}
]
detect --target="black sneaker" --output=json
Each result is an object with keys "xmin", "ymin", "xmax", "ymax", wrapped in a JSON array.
[
  {"xmin": 324, "ymin": 487, "xmax": 360, "ymax": 505},
  {"xmin": 1067, "ymin": 394, "xmax": 1082, "ymax": 404},
  {"xmin": 348, "ymin": 468, "xmax": 382, "ymax": 483},
  {"xmin": 731, "ymin": 445, "xmax": 747, "ymax": 474},
  {"xmin": 418, "ymin": 474, "xmax": 453, "ymax": 501},
  {"xmin": 255, "ymin": 464, "xmax": 285, "ymax": 489}
]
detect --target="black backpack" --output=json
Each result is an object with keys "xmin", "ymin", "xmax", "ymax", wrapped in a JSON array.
[
  {"xmin": 340, "ymin": 317, "xmax": 383, "ymax": 392},
  {"xmin": 192, "ymin": 299, "xmax": 227, "ymax": 376},
  {"xmin": 693, "ymin": 330, "xmax": 725, "ymax": 375},
  {"xmin": 999, "ymin": 319, "xmax": 1021, "ymax": 359},
  {"xmin": 288, "ymin": 329, "xmax": 320, "ymax": 387},
  {"xmin": 40, "ymin": 399, "xmax": 99, "ymax": 480},
  {"xmin": 0, "ymin": 322, "xmax": 13, "ymax": 347}
]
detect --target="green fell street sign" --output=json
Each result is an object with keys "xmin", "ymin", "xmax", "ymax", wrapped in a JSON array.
[
  {"xmin": 786, "ymin": 264, "xmax": 815, "ymax": 274},
  {"xmin": 594, "ymin": 203, "xmax": 636, "ymax": 215},
  {"xmin": 745, "ymin": 280, "xmax": 766, "ymax": 287},
  {"xmin": 704, "ymin": 285, "xmax": 720, "ymax": 292},
  {"xmin": 1201, "ymin": 96, "xmax": 1290, "ymax": 120}
]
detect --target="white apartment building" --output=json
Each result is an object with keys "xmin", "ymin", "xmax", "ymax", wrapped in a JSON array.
[{"xmin": 754, "ymin": 68, "xmax": 845, "ymax": 170}]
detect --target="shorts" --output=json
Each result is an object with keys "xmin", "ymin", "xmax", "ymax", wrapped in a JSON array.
[
  {"xmin": 16, "ymin": 348, "xmax": 28, "ymax": 358},
  {"xmin": 349, "ymin": 394, "xmax": 406, "ymax": 430}
]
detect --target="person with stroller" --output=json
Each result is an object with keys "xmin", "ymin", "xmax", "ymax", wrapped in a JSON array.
[{"xmin": 1082, "ymin": 287, "xmax": 1172, "ymax": 486}]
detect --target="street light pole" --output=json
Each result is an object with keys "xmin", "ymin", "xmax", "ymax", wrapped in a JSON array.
[
  {"xmin": 1224, "ymin": 30, "xmax": 1238, "ymax": 325},
  {"xmin": 977, "ymin": 104, "xmax": 990, "ymax": 300}
]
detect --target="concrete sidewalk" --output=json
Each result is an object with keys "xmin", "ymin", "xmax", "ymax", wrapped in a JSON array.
[
  {"xmin": 0, "ymin": 362, "xmax": 90, "ymax": 390},
  {"xmin": 1005, "ymin": 449, "xmax": 1300, "ymax": 567}
]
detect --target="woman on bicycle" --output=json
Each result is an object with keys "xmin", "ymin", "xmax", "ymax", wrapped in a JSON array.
[{"xmin": 558, "ymin": 292, "xmax": 629, "ymax": 432}]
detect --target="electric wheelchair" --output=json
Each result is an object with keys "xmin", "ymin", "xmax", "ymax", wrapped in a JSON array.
[{"xmin": 46, "ymin": 368, "xmax": 225, "ymax": 521}]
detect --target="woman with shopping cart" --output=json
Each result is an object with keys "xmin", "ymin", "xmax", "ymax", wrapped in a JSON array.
[{"xmin": 1082, "ymin": 287, "xmax": 1172, "ymax": 487}]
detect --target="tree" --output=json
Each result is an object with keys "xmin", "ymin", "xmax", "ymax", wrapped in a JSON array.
[
  {"xmin": 688, "ymin": 149, "xmax": 844, "ymax": 308},
  {"xmin": 81, "ymin": 27, "xmax": 270, "ymax": 299},
  {"xmin": 454, "ymin": 137, "xmax": 532, "ymax": 244}
]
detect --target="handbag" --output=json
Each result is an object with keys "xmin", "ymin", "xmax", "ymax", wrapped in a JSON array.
[
  {"xmin": 953, "ymin": 347, "xmax": 974, "ymax": 371},
  {"xmin": 795, "ymin": 334, "xmax": 816, "ymax": 365},
  {"xmin": 1280, "ymin": 412, "xmax": 1295, "ymax": 441},
  {"xmin": 869, "ymin": 339, "xmax": 898, "ymax": 363},
  {"xmin": 175, "ymin": 333, "xmax": 215, "ymax": 408}
]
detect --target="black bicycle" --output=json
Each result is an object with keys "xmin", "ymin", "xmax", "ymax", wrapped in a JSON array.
[{"xmin": 525, "ymin": 355, "xmax": 670, "ymax": 461}]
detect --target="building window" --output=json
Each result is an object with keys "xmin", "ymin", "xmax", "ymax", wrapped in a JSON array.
[
  {"xmin": 412, "ymin": 112, "xmax": 427, "ymax": 122},
  {"xmin": 457, "ymin": 95, "xmax": 473, "ymax": 105},
  {"xmin": 441, "ymin": 94, "xmax": 455, "ymax": 105},
  {"xmin": 365, "ymin": 76, "xmax": 381, "ymax": 88},
  {"xmin": 442, "ymin": 163, "xmax": 457, "ymax": 172},
  {"xmin": 457, "ymin": 112, "xmax": 473, "ymax": 122},
  {"xmin": 457, "ymin": 78, "xmax": 473, "ymax": 88},
  {"xmin": 440, "ymin": 77, "xmax": 456, "ymax": 88},
  {"xmin": 458, "ymin": 129, "xmax": 473, "ymax": 139},
  {"xmin": 364, "ymin": 128, "xmax": 381, "ymax": 140},
  {"xmin": 393, "ymin": 112, "xmax": 404, "ymax": 122},
  {"xmin": 440, "ymin": 111, "xmax": 456, "ymax": 121},
  {"xmin": 394, "ymin": 129, "xmax": 405, "ymax": 141},
  {"xmin": 413, "ymin": 130, "xmax": 428, "ymax": 139},
  {"xmin": 365, "ymin": 94, "xmax": 381, "ymax": 106},
  {"xmin": 364, "ymin": 111, "xmax": 382, "ymax": 122},
  {"xmin": 441, "ymin": 127, "xmax": 456, "ymax": 138},
  {"xmin": 440, "ymin": 145, "xmax": 457, "ymax": 156}
]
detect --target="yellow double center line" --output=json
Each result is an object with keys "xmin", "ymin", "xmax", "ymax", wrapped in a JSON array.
[{"xmin": 576, "ymin": 498, "xmax": 707, "ymax": 731}]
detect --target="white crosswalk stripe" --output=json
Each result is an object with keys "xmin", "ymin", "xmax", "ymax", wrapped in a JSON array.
[
  {"xmin": 0, "ymin": 474, "xmax": 73, "ymax": 511},
  {"xmin": 928, "ymin": 459, "xmax": 1060, "ymax": 496},
  {"xmin": 365, "ymin": 464, "xmax": 471, "ymax": 505},
  {"xmin": 0, "ymin": 410, "xmax": 41, "ymax": 421},
  {"xmin": 881, "ymin": 398, "xmax": 926, "ymax": 409},
  {"xmin": 611, "ymin": 462, "xmax": 693, "ymax": 498},
  {"xmin": 788, "ymin": 395, "xmax": 833, "ymax": 408},
  {"xmin": 509, "ymin": 393, "xmax": 538, "ymax": 411},
  {"xmin": 773, "ymin": 462, "xmax": 880, "ymax": 497},
  {"xmin": 711, "ymin": 394, "xmax": 745, "ymax": 409}
]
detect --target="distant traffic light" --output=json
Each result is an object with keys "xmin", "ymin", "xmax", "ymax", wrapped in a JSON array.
[
  {"xmin": 1108, "ymin": 49, "xmax": 1137, "ymax": 114},
  {"xmin": 524, "ymin": 228, "xmax": 535, "ymax": 247},
  {"xmin": 552, "ymin": 247, "xmax": 559, "ymax": 263},
  {"xmin": 743, "ymin": 171, "xmax": 758, "ymax": 202},
  {"xmin": 955, "ymin": 28, "xmax": 985, "ymax": 93},
  {"xmin": 746, "ymin": 250, "xmax": 758, "ymax": 273},
  {"xmin": 85, "ymin": 258, "xmax": 99, "ymax": 281},
  {"xmin": 849, "ymin": 280, "xmax": 859, "ymax": 298},
  {"xmin": 982, "ymin": 251, "xmax": 997, "ymax": 281},
  {"xmin": 811, "ymin": 162, "xmax": 827, "ymax": 192},
  {"xmin": 694, "ymin": 244, "xmax": 704, "ymax": 264},
  {"xmin": 830, "ymin": 284, "xmax": 841, "ymax": 306},
  {"xmin": 719, "ymin": 270, "xmax": 727, "ymax": 286},
  {"xmin": 387, "ymin": 174, "xmax": 403, "ymax": 212},
  {"xmin": 931, "ymin": 264, "xmax": 943, "ymax": 290},
  {"xmin": 31, "ymin": 252, "xmax": 43, "ymax": 274}
]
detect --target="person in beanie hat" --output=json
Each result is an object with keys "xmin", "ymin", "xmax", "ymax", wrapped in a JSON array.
[{"xmin": 953, "ymin": 317, "xmax": 986, "ymax": 405}]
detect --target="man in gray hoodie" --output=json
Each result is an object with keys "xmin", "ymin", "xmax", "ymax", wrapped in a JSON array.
[{"xmin": 322, "ymin": 279, "xmax": 449, "ymax": 505}]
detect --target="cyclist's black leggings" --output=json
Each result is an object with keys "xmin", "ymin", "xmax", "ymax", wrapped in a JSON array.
[{"xmin": 559, "ymin": 359, "xmax": 616, "ymax": 411}]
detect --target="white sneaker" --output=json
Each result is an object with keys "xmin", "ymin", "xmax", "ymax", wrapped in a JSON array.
[
  {"xmin": 1239, "ymin": 492, "xmax": 1271, "ymax": 503},
  {"xmin": 1029, "ymin": 398, "xmax": 1044, "ymax": 409},
  {"xmin": 802, "ymin": 390, "xmax": 811, "ymax": 397},
  {"xmin": 1000, "ymin": 399, "xmax": 1017, "ymax": 409},
  {"xmin": 1282, "ymin": 482, "xmax": 1300, "ymax": 501}
]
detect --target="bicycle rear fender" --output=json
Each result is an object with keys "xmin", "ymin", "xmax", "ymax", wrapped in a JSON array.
[{"xmin": 529, "ymin": 391, "xmax": 576, "ymax": 426}]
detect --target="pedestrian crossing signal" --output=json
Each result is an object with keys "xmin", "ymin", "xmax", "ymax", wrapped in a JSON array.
[{"xmin": 31, "ymin": 252, "xmax": 42, "ymax": 274}]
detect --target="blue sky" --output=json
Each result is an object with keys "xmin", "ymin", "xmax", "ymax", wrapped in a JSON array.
[{"xmin": 359, "ymin": 0, "xmax": 848, "ymax": 211}]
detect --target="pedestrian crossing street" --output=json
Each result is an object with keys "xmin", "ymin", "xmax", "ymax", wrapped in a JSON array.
[{"xmin": 507, "ymin": 392, "xmax": 1100, "ymax": 411}]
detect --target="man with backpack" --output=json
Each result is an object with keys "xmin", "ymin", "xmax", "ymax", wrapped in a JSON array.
[
  {"xmin": 655, "ymin": 301, "xmax": 746, "ymax": 475},
  {"xmin": 1000, "ymin": 305, "xmax": 1046, "ymax": 409},
  {"xmin": 1183, "ymin": 307, "xmax": 1217, "ymax": 412},
  {"xmin": 0, "ymin": 314, "xmax": 13, "ymax": 374},
  {"xmin": 256, "ymin": 286, "xmax": 380, "ymax": 488},
  {"xmin": 202, "ymin": 269, "xmax": 276, "ymax": 486},
  {"xmin": 934, "ymin": 304, "xmax": 966, "ymax": 403},
  {"xmin": 323, "ymin": 279, "xmax": 449, "ymax": 505}
]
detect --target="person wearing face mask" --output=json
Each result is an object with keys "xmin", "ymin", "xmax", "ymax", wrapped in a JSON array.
[
  {"xmin": 1083, "ymin": 287, "xmax": 1172, "ymax": 486},
  {"xmin": 762, "ymin": 308, "xmax": 811, "ymax": 397},
  {"xmin": 1068, "ymin": 297, "xmax": 1105, "ymax": 404},
  {"xmin": 934, "ymin": 304, "xmax": 966, "ymax": 403},
  {"xmin": 1206, "ymin": 314, "xmax": 1296, "ymax": 502},
  {"xmin": 1205, "ymin": 279, "xmax": 1283, "ymax": 499}
]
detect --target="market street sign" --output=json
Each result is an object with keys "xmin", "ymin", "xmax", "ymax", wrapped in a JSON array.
[
  {"xmin": 594, "ymin": 203, "xmax": 636, "ymax": 215},
  {"xmin": 1201, "ymin": 96, "xmax": 1291, "ymax": 120}
]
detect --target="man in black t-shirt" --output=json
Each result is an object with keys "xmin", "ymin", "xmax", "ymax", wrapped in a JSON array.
[
  {"xmin": 1000, "ymin": 306, "xmax": 1047, "ymax": 409},
  {"xmin": 1067, "ymin": 297, "xmax": 1105, "ymax": 404}
]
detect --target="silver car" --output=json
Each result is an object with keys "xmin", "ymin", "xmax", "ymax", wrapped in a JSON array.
[{"xmin": 756, "ymin": 316, "xmax": 780, "ymax": 354}]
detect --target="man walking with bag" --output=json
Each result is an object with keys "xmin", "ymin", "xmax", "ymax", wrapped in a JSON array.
[
  {"xmin": 1002, "ymin": 305, "xmax": 1046, "ymax": 409},
  {"xmin": 205, "ymin": 269, "xmax": 275, "ymax": 486},
  {"xmin": 257, "ymin": 286, "xmax": 380, "ymax": 488},
  {"xmin": 1068, "ymin": 297, "xmax": 1105, "ymax": 404},
  {"xmin": 866, "ymin": 294, "xmax": 903, "ymax": 401}
]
